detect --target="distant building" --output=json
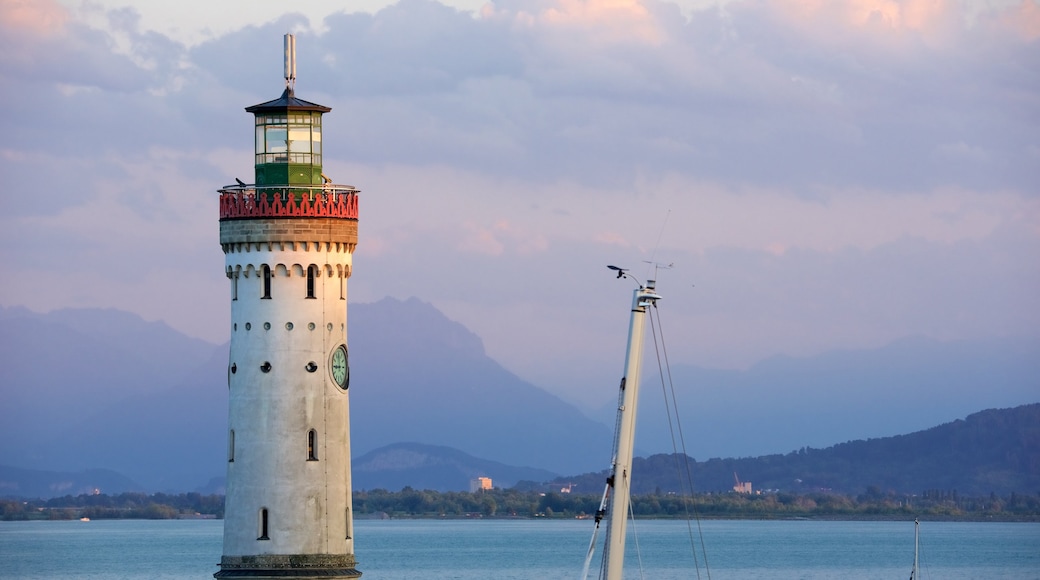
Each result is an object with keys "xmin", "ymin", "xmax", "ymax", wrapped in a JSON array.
[
  {"xmin": 733, "ymin": 472, "xmax": 752, "ymax": 494},
  {"xmin": 470, "ymin": 477, "xmax": 492, "ymax": 492}
]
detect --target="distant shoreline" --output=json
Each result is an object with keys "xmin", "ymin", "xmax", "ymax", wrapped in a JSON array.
[
  {"xmin": 362, "ymin": 513, "xmax": 1040, "ymax": 523},
  {"xmin": 5, "ymin": 489, "xmax": 1038, "ymax": 523},
  {"xmin": 4, "ymin": 514, "xmax": 1037, "ymax": 524}
]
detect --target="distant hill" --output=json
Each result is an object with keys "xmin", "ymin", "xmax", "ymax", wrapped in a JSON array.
[
  {"xmin": 0, "ymin": 299, "xmax": 610, "ymax": 494},
  {"xmin": 616, "ymin": 335, "xmax": 1040, "ymax": 461},
  {"xmin": 1, "ymin": 302, "xmax": 1036, "ymax": 498},
  {"xmin": 0, "ymin": 305, "xmax": 223, "ymax": 491},
  {"xmin": 353, "ymin": 442, "xmax": 557, "ymax": 492},
  {"xmin": 538, "ymin": 404, "xmax": 1040, "ymax": 496},
  {"xmin": 348, "ymin": 297, "xmax": 611, "ymax": 475},
  {"xmin": 0, "ymin": 465, "xmax": 144, "ymax": 498}
]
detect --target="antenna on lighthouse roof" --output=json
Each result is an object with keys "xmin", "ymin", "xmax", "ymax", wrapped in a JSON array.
[{"xmin": 284, "ymin": 33, "xmax": 297, "ymax": 91}]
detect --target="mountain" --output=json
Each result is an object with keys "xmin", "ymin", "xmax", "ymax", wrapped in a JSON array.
[
  {"xmin": 0, "ymin": 299, "xmax": 611, "ymax": 494},
  {"xmin": 541, "ymin": 404, "xmax": 1040, "ymax": 496},
  {"xmin": 353, "ymin": 442, "xmax": 557, "ymax": 492},
  {"xmin": 1, "ymin": 301, "xmax": 1036, "ymax": 498},
  {"xmin": 617, "ymin": 335, "xmax": 1040, "ymax": 460},
  {"xmin": 0, "ymin": 465, "xmax": 145, "ymax": 498},
  {"xmin": 39, "ymin": 345, "xmax": 231, "ymax": 492},
  {"xmin": 0, "ymin": 305, "xmax": 221, "ymax": 489},
  {"xmin": 348, "ymin": 297, "xmax": 611, "ymax": 475}
]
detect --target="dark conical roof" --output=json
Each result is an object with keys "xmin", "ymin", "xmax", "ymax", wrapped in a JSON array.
[{"xmin": 245, "ymin": 87, "xmax": 331, "ymax": 114}]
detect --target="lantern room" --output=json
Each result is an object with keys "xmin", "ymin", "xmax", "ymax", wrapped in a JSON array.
[{"xmin": 246, "ymin": 89, "xmax": 331, "ymax": 187}]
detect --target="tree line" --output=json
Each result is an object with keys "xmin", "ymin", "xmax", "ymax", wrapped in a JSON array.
[
  {"xmin": 0, "ymin": 492, "xmax": 224, "ymax": 521},
  {"xmin": 3, "ymin": 488, "xmax": 1038, "ymax": 522}
]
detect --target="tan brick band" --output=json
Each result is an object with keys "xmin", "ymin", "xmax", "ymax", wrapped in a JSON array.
[{"xmin": 220, "ymin": 218, "xmax": 358, "ymax": 249}]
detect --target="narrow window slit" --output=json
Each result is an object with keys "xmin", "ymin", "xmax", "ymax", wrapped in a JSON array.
[
  {"xmin": 258, "ymin": 508, "xmax": 269, "ymax": 540},
  {"xmin": 306, "ymin": 265, "xmax": 317, "ymax": 299}
]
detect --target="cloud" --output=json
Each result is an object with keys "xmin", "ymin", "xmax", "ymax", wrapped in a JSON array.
[
  {"xmin": 485, "ymin": 0, "xmax": 670, "ymax": 46},
  {"xmin": 9, "ymin": 0, "xmax": 1038, "ymax": 191},
  {"xmin": 1, "ymin": 0, "xmax": 68, "ymax": 36},
  {"xmin": 0, "ymin": 0, "xmax": 186, "ymax": 93},
  {"xmin": 770, "ymin": 0, "xmax": 958, "ymax": 37},
  {"xmin": 997, "ymin": 0, "xmax": 1040, "ymax": 41},
  {"xmin": 1, "ymin": 0, "xmax": 1037, "ymax": 405},
  {"xmin": 0, "ymin": 142, "xmax": 228, "ymax": 341},
  {"xmin": 322, "ymin": 152, "xmax": 1038, "ymax": 406}
]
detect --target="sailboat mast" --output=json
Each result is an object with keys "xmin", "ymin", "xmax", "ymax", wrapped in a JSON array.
[
  {"xmin": 911, "ymin": 518, "xmax": 919, "ymax": 579},
  {"xmin": 603, "ymin": 280, "xmax": 661, "ymax": 580}
]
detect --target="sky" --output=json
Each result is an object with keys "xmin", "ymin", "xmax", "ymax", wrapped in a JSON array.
[{"xmin": 1, "ymin": 0, "xmax": 1038, "ymax": 410}]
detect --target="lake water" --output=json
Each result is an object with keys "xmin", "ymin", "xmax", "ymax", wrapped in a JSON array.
[{"xmin": 1, "ymin": 518, "xmax": 1038, "ymax": 579}]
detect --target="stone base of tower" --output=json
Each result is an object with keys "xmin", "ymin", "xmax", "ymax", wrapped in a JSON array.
[{"xmin": 215, "ymin": 555, "xmax": 361, "ymax": 579}]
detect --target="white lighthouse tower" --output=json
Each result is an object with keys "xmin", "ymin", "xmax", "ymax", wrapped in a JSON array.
[{"xmin": 215, "ymin": 34, "xmax": 361, "ymax": 579}]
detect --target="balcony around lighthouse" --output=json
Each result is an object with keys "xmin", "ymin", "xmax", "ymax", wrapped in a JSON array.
[{"xmin": 218, "ymin": 183, "xmax": 359, "ymax": 220}]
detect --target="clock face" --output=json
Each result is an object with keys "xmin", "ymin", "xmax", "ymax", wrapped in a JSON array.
[{"xmin": 330, "ymin": 345, "xmax": 349, "ymax": 389}]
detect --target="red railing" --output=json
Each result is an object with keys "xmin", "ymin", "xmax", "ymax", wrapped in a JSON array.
[{"xmin": 218, "ymin": 185, "xmax": 359, "ymax": 220}]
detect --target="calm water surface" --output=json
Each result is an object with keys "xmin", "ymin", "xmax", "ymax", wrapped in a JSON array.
[{"xmin": 1, "ymin": 518, "xmax": 1037, "ymax": 579}]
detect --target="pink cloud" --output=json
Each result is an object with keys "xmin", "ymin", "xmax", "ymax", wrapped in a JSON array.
[
  {"xmin": 0, "ymin": 0, "xmax": 68, "ymax": 37},
  {"xmin": 1000, "ymin": 0, "xmax": 1040, "ymax": 41},
  {"xmin": 765, "ymin": 0, "xmax": 1040, "ymax": 50},
  {"xmin": 457, "ymin": 219, "xmax": 550, "ymax": 256},
  {"xmin": 776, "ymin": 0, "xmax": 948, "ymax": 28},
  {"xmin": 761, "ymin": 0, "xmax": 964, "ymax": 50},
  {"xmin": 483, "ymin": 0, "xmax": 666, "ymax": 46}
]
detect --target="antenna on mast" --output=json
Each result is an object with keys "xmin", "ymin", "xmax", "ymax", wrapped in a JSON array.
[
  {"xmin": 642, "ymin": 260, "xmax": 673, "ymax": 280},
  {"xmin": 284, "ymin": 33, "xmax": 297, "ymax": 92}
]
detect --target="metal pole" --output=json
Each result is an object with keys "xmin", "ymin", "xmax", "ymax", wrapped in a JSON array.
[{"xmin": 603, "ymin": 281, "xmax": 660, "ymax": 580}]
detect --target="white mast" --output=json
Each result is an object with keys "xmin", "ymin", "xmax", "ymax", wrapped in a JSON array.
[
  {"xmin": 602, "ymin": 279, "xmax": 661, "ymax": 580},
  {"xmin": 284, "ymin": 33, "xmax": 296, "ymax": 90},
  {"xmin": 911, "ymin": 518, "xmax": 919, "ymax": 579}
]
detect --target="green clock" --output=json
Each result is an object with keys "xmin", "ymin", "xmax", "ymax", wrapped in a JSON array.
[{"xmin": 330, "ymin": 345, "xmax": 349, "ymax": 389}]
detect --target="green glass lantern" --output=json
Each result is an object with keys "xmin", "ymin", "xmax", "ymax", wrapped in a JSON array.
[{"xmin": 247, "ymin": 92, "xmax": 330, "ymax": 187}]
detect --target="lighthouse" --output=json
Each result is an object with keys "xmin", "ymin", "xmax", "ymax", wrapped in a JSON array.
[{"xmin": 215, "ymin": 34, "xmax": 361, "ymax": 579}]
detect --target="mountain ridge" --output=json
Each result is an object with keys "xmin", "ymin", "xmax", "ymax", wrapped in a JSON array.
[
  {"xmin": 619, "ymin": 333, "xmax": 1040, "ymax": 460},
  {"xmin": 538, "ymin": 403, "xmax": 1040, "ymax": 497},
  {"xmin": 0, "ymin": 301, "xmax": 1035, "ymax": 496},
  {"xmin": 4, "ymin": 403, "xmax": 1035, "ymax": 498}
]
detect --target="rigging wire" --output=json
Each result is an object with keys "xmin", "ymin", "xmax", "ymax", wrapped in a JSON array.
[
  {"xmin": 648, "ymin": 300, "xmax": 712, "ymax": 580},
  {"xmin": 629, "ymin": 498, "xmax": 646, "ymax": 580},
  {"xmin": 599, "ymin": 377, "xmax": 628, "ymax": 578},
  {"xmin": 580, "ymin": 486, "xmax": 605, "ymax": 580},
  {"xmin": 917, "ymin": 519, "xmax": 928, "ymax": 580},
  {"xmin": 580, "ymin": 370, "xmax": 631, "ymax": 580},
  {"xmin": 643, "ymin": 209, "xmax": 672, "ymax": 282}
]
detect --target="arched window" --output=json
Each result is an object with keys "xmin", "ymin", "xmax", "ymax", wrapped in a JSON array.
[
  {"xmin": 306, "ymin": 265, "xmax": 317, "ymax": 299},
  {"xmin": 261, "ymin": 265, "xmax": 272, "ymax": 299},
  {"xmin": 345, "ymin": 507, "xmax": 352, "ymax": 540},
  {"xmin": 232, "ymin": 273, "xmax": 238, "ymax": 301},
  {"xmin": 258, "ymin": 508, "xmax": 269, "ymax": 540},
  {"xmin": 228, "ymin": 430, "xmax": 235, "ymax": 462},
  {"xmin": 307, "ymin": 429, "xmax": 318, "ymax": 461}
]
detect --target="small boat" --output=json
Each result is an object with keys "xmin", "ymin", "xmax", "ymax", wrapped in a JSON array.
[{"xmin": 79, "ymin": 517, "xmax": 90, "ymax": 522}]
